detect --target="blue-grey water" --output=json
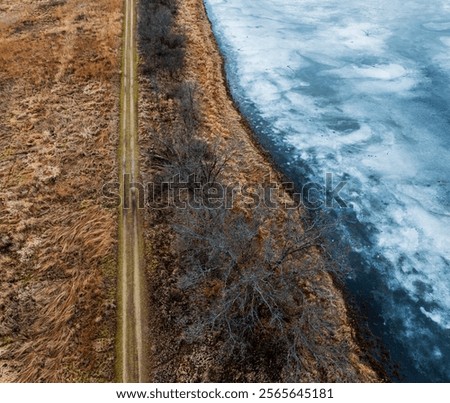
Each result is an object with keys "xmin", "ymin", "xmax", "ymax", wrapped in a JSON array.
[{"xmin": 204, "ymin": 0, "xmax": 450, "ymax": 381}]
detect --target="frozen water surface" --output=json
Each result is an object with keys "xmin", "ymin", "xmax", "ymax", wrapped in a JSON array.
[{"xmin": 204, "ymin": 0, "xmax": 450, "ymax": 381}]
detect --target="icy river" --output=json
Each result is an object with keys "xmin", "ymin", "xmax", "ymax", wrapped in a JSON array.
[{"xmin": 204, "ymin": 0, "xmax": 450, "ymax": 381}]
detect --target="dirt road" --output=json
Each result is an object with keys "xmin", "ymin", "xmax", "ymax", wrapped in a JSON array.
[{"xmin": 116, "ymin": 0, "xmax": 149, "ymax": 383}]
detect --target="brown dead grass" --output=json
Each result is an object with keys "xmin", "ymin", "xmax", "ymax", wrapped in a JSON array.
[{"xmin": 0, "ymin": 0, "xmax": 122, "ymax": 382}]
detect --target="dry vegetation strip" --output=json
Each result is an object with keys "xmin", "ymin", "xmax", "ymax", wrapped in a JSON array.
[
  {"xmin": 0, "ymin": 0, "xmax": 122, "ymax": 382},
  {"xmin": 138, "ymin": 0, "xmax": 381, "ymax": 382}
]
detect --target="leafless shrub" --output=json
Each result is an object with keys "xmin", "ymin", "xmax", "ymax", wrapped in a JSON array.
[
  {"xmin": 138, "ymin": 0, "xmax": 186, "ymax": 76},
  {"xmin": 171, "ymin": 205, "xmax": 337, "ymax": 380},
  {"xmin": 149, "ymin": 83, "xmax": 230, "ymax": 200}
]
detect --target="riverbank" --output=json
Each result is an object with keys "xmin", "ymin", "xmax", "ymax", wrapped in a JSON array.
[
  {"xmin": 138, "ymin": 0, "xmax": 380, "ymax": 382},
  {"xmin": 201, "ymin": 1, "xmax": 393, "ymax": 381}
]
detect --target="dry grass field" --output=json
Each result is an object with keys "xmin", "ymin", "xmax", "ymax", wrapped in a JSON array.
[{"xmin": 0, "ymin": 0, "xmax": 122, "ymax": 382}]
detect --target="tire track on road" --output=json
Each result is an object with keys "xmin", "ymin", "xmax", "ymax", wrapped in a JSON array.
[{"xmin": 116, "ymin": 0, "xmax": 149, "ymax": 383}]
